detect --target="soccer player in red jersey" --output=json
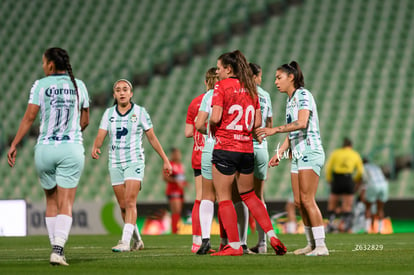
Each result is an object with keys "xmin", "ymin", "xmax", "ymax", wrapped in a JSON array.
[
  {"xmin": 163, "ymin": 148, "xmax": 187, "ymax": 234},
  {"xmin": 185, "ymin": 88, "xmax": 205, "ymax": 251},
  {"xmin": 209, "ymin": 50, "xmax": 286, "ymax": 256}
]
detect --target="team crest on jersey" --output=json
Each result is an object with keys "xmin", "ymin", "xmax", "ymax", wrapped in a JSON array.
[{"xmin": 131, "ymin": 114, "xmax": 137, "ymax": 123}]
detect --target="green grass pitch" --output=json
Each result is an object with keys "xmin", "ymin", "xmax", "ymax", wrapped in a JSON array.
[{"xmin": 1, "ymin": 233, "xmax": 413, "ymax": 274}]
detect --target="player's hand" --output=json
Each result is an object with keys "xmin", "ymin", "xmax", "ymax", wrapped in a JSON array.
[
  {"xmin": 91, "ymin": 147, "xmax": 101, "ymax": 159},
  {"xmin": 7, "ymin": 145, "xmax": 17, "ymax": 167},
  {"xmin": 163, "ymin": 161, "xmax": 173, "ymax": 176},
  {"xmin": 252, "ymin": 130, "xmax": 262, "ymax": 144},
  {"xmin": 256, "ymin": 127, "xmax": 277, "ymax": 138},
  {"xmin": 268, "ymin": 153, "xmax": 282, "ymax": 167}
]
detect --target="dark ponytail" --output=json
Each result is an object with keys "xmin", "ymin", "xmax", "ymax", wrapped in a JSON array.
[
  {"xmin": 249, "ymin": 62, "xmax": 261, "ymax": 76},
  {"xmin": 218, "ymin": 50, "xmax": 257, "ymax": 99},
  {"xmin": 277, "ymin": 60, "xmax": 304, "ymax": 89},
  {"xmin": 44, "ymin": 47, "xmax": 79, "ymax": 106}
]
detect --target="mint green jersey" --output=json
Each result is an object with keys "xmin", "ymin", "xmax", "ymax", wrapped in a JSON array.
[
  {"xmin": 99, "ymin": 103, "xmax": 153, "ymax": 168},
  {"xmin": 286, "ymin": 87, "xmax": 323, "ymax": 153},
  {"xmin": 28, "ymin": 74, "xmax": 89, "ymax": 145},
  {"xmin": 198, "ymin": 89, "xmax": 215, "ymax": 150},
  {"xmin": 254, "ymin": 85, "xmax": 273, "ymax": 148}
]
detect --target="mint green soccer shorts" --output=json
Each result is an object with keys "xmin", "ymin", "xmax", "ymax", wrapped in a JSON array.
[
  {"xmin": 365, "ymin": 184, "xmax": 389, "ymax": 203},
  {"xmin": 254, "ymin": 141, "xmax": 269, "ymax": 180},
  {"xmin": 108, "ymin": 161, "xmax": 145, "ymax": 186},
  {"xmin": 201, "ymin": 139, "xmax": 214, "ymax": 180},
  {"xmin": 34, "ymin": 143, "xmax": 85, "ymax": 190},
  {"xmin": 291, "ymin": 149, "xmax": 325, "ymax": 177}
]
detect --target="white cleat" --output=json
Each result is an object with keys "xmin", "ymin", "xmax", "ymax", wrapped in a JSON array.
[
  {"xmin": 249, "ymin": 244, "xmax": 267, "ymax": 254},
  {"xmin": 305, "ymin": 246, "xmax": 329, "ymax": 256},
  {"xmin": 294, "ymin": 244, "xmax": 314, "ymax": 255},
  {"xmin": 112, "ymin": 240, "xmax": 130, "ymax": 252},
  {"xmin": 131, "ymin": 239, "xmax": 145, "ymax": 251},
  {"xmin": 50, "ymin": 252, "xmax": 69, "ymax": 266}
]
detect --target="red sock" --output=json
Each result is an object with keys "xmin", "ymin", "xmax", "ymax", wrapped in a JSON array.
[
  {"xmin": 191, "ymin": 200, "xmax": 201, "ymax": 237},
  {"xmin": 218, "ymin": 206, "xmax": 227, "ymax": 239},
  {"xmin": 240, "ymin": 190, "xmax": 273, "ymax": 233},
  {"xmin": 172, "ymin": 213, "xmax": 181, "ymax": 234},
  {"xmin": 218, "ymin": 200, "xmax": 239, "ymax": 243}
]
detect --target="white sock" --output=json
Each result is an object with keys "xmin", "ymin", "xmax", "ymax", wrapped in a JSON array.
[
  {"xmin": 256, "ymin": 203, "xmax": 267, "ymax": 246},
  {"xmin": 54, "ymin": 214, "xmax": 73, "ymax": 247},
  {"xmin": 193, "ymin": 235, "xmax": 202, "ymax": 245},
  {"xmin": 199, "ymin": 200, "xmax": 214, "ymax": 240},
  {"xmin": 45, "ymin": 216, "xmax": 56, "ymax": 246},
  {"xmin": 229, "ymin": 241, "xmax": 241, "ymax": 250},
  {"xmin": 304, "ymin": 226, "xmax": 314, "ymax": 247},
  {"xmin": 266, "ymin": 229, "xmax": 277, "ymax": 240},
  {"xmin": 312, "ymin": 226, "xmax": 326, "ymax": 247},
  {"xmin": 365, "ymin": 218, "xmax": 372, "ymax": 232},
  {"xmin": 234, "ymin": 201, "xmax": 249, "ymax": 245},
  {"xmin": 286, "ymin": 221, "xmax": 297, "ymax": 234},
  {"xmin": 378, "ymin": 219, "xmax": 383, "ymax": 233},
  {"xmin": 121, "ymin": 223, "xmax": 135, "ymax": 243},
  {"xmin": 133, "ymin": 224, "xmax": 141, "ymax": 241}
]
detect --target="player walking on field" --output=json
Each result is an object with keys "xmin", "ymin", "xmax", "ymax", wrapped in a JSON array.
[
  {"xmin": 257, "ymin": 61, "xmax": 329, "ymax": 256},
  {"xmin": 8, "ymin": 47, "xmax": 90, "ymax": 266},
  {"xmin": 209, "ymin": 50, "xmax": 286, "ymax": 256},
  {"xmin": 92, "ymin": 79, "xmax": 172, "ymax": 252}
]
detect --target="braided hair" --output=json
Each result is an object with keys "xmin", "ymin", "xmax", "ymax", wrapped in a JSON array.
[{"xmin": 44, "ymin": 47, "xmax": 79, "ymax": 106}]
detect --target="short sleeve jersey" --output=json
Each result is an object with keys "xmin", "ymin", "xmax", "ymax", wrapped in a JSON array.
[
  {"xmin": 28, "ymin": 74, "xmax": 89, "ymax": 145},
  {"xmin": 286, "ymin": 87, "xmax": 323, "ymax": 153},
  {"xmin": 363, "ymin": 163, "xmax": 388, "ymax": 187},
  {"xmin": 212, "ymin": 77, "xmax": 260, "ymax": 153},
  {"xmin": 166, "ymin": 160, "xmax": 186, "ymax": 196},
  {"xmin": 186, "ymin": 93, "xmax": 205, "ymax": 169},
  {"xmin": 253, "ymin": 85, "xmax": 273, "ymax": 146},
  {"xmin": 99, "ymin": 103, "xmax": 153, "ymax": 168}
]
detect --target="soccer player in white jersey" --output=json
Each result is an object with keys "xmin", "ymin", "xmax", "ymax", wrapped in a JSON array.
[
  {"xmin": 257, "ymin": 61, "xmax": 329, "ymax": 256},
  {"xmin": 194, "ymin": 67, "xmax": 220, "ymax": 254},
  {"xmin": 247, "ymin": 62, "xmax": 273, "ymax": 254},
  {"xmin": 8, "ymin": 47, "xmax": 90, "ymax": 266},
  {"xmin": 92, "ymin": 79, "xmax": 172, "ymax": 252},
  {"xmin": 362, "ymin": 158, "xmax": 389, "ymax": 233}
]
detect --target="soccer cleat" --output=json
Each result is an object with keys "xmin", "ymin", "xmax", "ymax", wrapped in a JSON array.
[
  {"xmin": 305, "ymin": 246, "xmax": 329, "ymax": 256},
  {"xmin": 50, "ymin": 252, "xmax": 69, "ymax": 266},
  {"xmin": 191, "ymin": 243, "xmax": 200, "ymax": 253},
  {"xmin": 249, "ymin": 244, "xmax": 267, "ymax": 254},
  {"xmin": 294, "ymin": 244, "xmax": 314, "ymax": 255},
  {"xmin": 219, "ymin": 243, "xmax": 227, "ymax": 251},
  {"xmin": 131, "ymin": 239, "xmax": 144, "ymax": 251},
  {"xmin": 196, "ymin": 239, "xmax": 216, "ymax": 255},
  {"xmin": 211, "ymin": 245, "xmax": 243, "ymax": 256},
  {"xmin": 112, "ymin": 240, "xmax": 130, "ymax": 252},
  {"xmin": 270, "ymin": 237, "xmax": 287, "ymax": 256},
  {"xmin": 241, "ymin": 244, "xmax": 254, "ymax": 255}
]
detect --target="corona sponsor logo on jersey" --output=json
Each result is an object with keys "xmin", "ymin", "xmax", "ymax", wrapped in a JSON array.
[{"xmin": 45, "ymin": 87, "xmax": 77, "ymax": 97}]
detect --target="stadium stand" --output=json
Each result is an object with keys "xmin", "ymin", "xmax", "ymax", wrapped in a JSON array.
[{"xmin": 1, "ymin": 0, "xmax": 413, "ymax": 202}]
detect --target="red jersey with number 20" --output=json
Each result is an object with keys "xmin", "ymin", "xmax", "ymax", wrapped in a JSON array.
[{"xmin": 212, "ymin": 77, "xmax": 260, "ymax": 153}]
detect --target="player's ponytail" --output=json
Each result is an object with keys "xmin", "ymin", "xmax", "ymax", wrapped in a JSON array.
[
  {"xmin": 218, "ymin": 50, "xmax": 257, "ymax": 99},
  {"xmin": 249, "ymin": 63, "xmax": 261, "ymax": 77},
  {"xmin": 278, "ymin": 60, "xmax": 305, "ymax": 89},
  {"xmin": 205, "ymin": 67, "xmax": 218, "ymax": 90}
]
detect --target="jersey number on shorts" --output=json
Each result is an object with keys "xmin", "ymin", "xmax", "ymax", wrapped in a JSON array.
[{"xmin": 225, "ymin": 104, "xmax": 255, "ymax": 131}]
